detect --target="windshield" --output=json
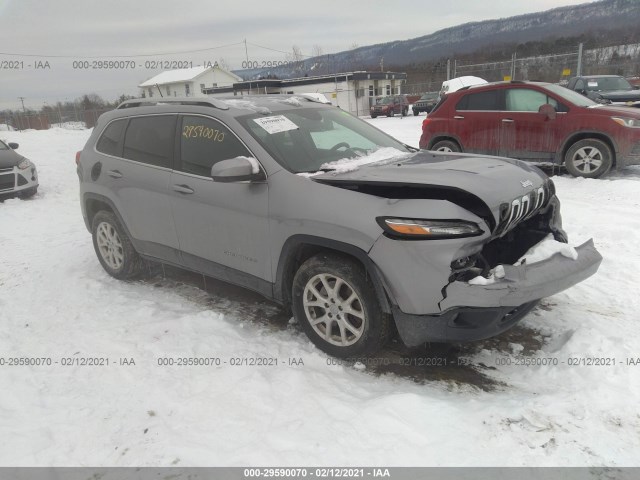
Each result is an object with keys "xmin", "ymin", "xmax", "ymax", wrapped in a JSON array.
[
  {"xmin": 420, "ymin": 93, "xmax": 438, "ymax": 101},
  {"xmin": 545, "ymin": 84, "xmax": 598, "ymax": 107},
  {"xmin": 238, "ymin": 107, "xmax": 410, "ymax": 173},
  {"xmin": 377, "ymin": 97, "xmax": 394, "ymax": 105},
  {"xmin": 584, "ymin": 77, "xmax": 632, "ymax": 92}
]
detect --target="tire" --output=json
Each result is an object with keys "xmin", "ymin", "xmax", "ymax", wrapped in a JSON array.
[
  {"xmin": 91, "ymin": 210, "xmax": 146, "ymax": 280},
  {"xmin": 413, "ymin": 109, "xmax": 419, "ymax": 116},
  {"xmin": 19, "ymin": 186, "xmax": 37, "ymax": 199},
  {"xmin": 564, "ymin": 139, "xmax": 612, "ymax": 178},
  {"xmin": 402, "ymin": 107, "xmax": 408, "ymax": 117},
  {"xmin": 292, "ymin": 253, "xmax": 390, "ymax": 358},
  {"xmin": 387, "ymin": 109, "xmax": 393, "ymax": 117},
  {"xmin": 371, "ymin": 115, "xmax": 377, "ymax": 119},
  {"xmin": 431, "ymin": 140, "xmax": 461, "ymax": 153}
]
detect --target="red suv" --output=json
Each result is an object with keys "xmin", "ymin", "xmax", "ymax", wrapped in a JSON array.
[
  {"xmin": 370, "ymin": 95, "xmax": 409, "ymax": 118},
  {"xmin": 419, "ymin": 81, "xmax": 640, "ymax": 178}
]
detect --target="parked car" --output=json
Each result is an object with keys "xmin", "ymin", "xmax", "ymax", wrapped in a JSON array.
[
  {"xmin": 412, "ymin": 92, "xmax": 440, "ymax": 116},
  {"xmin": 0, "ymin": 139, "xmax": 38, "ymax": 199},
  {"xmin": 77, "ymin": 96, "xmax": 601, "ymax": 357},
  {"xmin": 566, "ymin": 75, "xmax": 640, "ymax": 107},
  {"xmin": 419, "ymin": 80, "xmax": 640, "ymax": 178},
  {"xmin": 370, "ymin": 95, "xmax": 409, "ymax": 118}
]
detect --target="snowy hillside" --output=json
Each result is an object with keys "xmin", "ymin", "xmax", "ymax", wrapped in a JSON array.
[{"xmin": 0, "ymin": 117, "xmax": 639, "ymax": 466}]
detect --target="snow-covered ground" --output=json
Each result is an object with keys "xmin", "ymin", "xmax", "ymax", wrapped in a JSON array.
[{"xmin": 1, "ymin": 116, "xmax": 639, "ymax": 467}]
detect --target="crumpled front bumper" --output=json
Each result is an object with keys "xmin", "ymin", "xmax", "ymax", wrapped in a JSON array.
[
  {"xmin": 392, "ymin": 239, "xmax": 602, "ymax": 346},
  {"xmin": 439, "ymin": 238, "xmax": 601, "ymax": 310}
]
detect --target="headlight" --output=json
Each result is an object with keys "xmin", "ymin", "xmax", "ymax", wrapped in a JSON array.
[
  {"xmin": 612, "ymin": 117, "xmax": 640, "ymax": 128},
  {"xmin": 377, "ymin": 217, "xmax": 483, "ymax": 239},
  {"xmin": 18, "ymin": 158, "xmax": 32, "ymax": 170}
]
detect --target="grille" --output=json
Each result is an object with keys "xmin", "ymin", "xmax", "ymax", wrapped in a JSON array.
[
  {"xmin": 0, "ymin": 173, "xmax": 15, "ymax": 191},
  {"xmin": 494, "ymin": 186, "xmax": 547, "ymax": 237}
]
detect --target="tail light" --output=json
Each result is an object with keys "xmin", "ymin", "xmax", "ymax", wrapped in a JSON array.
[
  {"xmin": 75, "ymin": 151, "xmax": 81, "ymax": 165},
  {"xmin": 421, "ymin": 118, "xmax": 432, "ymax": 132}
]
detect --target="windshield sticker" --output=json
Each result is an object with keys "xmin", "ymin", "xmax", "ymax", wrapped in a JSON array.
[
  {"xmin": 253, "ymin": 115, "xmax": 299, "ymax": 134},
  {"xmin": 587, "ymin": 81, "xmax": 599, "ymax": 87}
]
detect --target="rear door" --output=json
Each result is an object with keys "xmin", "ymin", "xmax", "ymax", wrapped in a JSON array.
[
  {"xmin": 169, "ymin": 114, "xmax": 271, "ymax": 285},
  {"xmin": 95, "ymin": 115, "xmax": 181, "ymax": 260},
  {"xmin": 453, "ymin": 89, "xmax": 502, "ymax": 155}
]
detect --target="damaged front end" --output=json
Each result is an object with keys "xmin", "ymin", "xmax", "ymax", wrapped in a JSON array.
[{"xmin": 374, "ymin": 193, "xmax": 602, "ymax": 346}]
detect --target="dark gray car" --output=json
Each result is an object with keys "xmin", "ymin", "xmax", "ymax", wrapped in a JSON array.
[{"xmin": 77, "ymin": 96, "xmax": 602, "ymax": 358}]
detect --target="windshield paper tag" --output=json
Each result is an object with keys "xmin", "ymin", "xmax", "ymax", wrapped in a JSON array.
[
  {"xmin": 587, "ymin": 81, "xmax": 599, "ymax": 87},
  {"xmin": 253, "ymin": 116, "xmax": 299, "ymax": 134}
]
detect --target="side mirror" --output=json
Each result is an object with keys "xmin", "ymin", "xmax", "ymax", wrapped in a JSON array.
[
  {"xmin": 538, "ymin": 104, "xmax": 557, "ymax": 120},
  {"xmin": 211, "ymin": 156, "xmax": 265, "ymax": 183},
  {"xmin": 8, "ymin": 142, "xmax": 18, "ymax": 149},
  {"xmin": 633, "ymin": 85, "xmax": 640, "ymax": 90}
]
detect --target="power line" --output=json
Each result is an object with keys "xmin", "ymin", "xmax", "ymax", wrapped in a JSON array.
[{"xmin": 0, "ymin": 41, "xmax": 245, "ymax": 59}]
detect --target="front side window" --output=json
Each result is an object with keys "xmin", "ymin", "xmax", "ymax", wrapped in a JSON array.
[
  {"xmin": 96, "ymin": 119, "xmax": 127, "ymax": 156},
  {"xmin": 456, "ymin": 90, "xmax": 500, "ymax": 110},
  {"xmin": 122, "ymin": 115, "xmax": 176, "ymax": 168},
  {"xmin": 179, "ymin": 116, "xmax": 252, "ymax": 177},
  {"xmin": 505, "ymin": 88, "xmax": 558, "ymax": 112}
]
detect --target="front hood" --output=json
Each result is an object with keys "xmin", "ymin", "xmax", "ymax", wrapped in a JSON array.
[
  {"xmin": 590, "ymin": 90, "xmax": 640, "ymax": 102},
  {"xmin": 0, "ymin": 149, "xmax": 22, "ymax": 168},
  {"xmin": 312, "ymin": 151, "xmax": 548, "ymax": 225}
]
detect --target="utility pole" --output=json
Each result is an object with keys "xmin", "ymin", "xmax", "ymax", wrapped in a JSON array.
[
  {"xmin": 244, "ymin": 38, "xmax": 249, "ymax": 64},
  {"xmin": 577, "ymin": 42, "xmax": 583, "ymax": 76},
  {"xmin": 18, "ymin": 97, "xmax": 27, "ymax": 130}
]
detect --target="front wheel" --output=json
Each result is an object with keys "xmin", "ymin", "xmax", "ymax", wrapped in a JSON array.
[
  {"xmin": 413, "ymin": 109, "xmax": 419, "ymax": 116},
  {"xmin": 402, "ymin": 107, "xmax": 408, "ymax": 117},
  {"xmin": 292, "ymin": 253, "xmax": 390, "ymax": 358},
  {"xmin": 92, "ymin": 210, "xmax": 146, "ymax": 279},
  {"xmin": 564, "ymin": 139, "xmax": 612, "ymax": 178},
  {"xmin": 431, "ymin": 140, "xmax": 461, "ymax": 153}
]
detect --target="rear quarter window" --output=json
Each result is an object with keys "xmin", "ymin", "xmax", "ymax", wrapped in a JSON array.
[{"xmin": 96, "ymin": 119, "xmax": 127, "ymax": 156}]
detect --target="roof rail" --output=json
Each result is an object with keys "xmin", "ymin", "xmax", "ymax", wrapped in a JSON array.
[{"xmin": 116, "ymin": 98, "xmax": 230, "ymax": 110}]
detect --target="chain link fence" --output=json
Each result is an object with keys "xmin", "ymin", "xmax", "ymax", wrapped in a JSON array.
[{"xmin": 1, "ymin": 108, "xmax": 113, "ymax": 132}]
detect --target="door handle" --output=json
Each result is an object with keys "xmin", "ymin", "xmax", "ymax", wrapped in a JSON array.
[
  {"xmin": 173, "ymin": 184, "xmax": 194, "ymax": 194},
  {"xmin": 453, "ymin": 115, "xmax": 465, "ymax": 119},
  {"xmin": 501, "ymin": 118, "xmax": 515, "ymax": 123},
  {"xmin": 107, "ymin": 170, "xmax": 123, "ymax": 179}
]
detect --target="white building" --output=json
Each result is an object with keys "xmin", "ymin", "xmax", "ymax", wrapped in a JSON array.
[
  {"xmin": 138, "ymin": 64, "xmax": 242, "ymax": 99},
  {"xmin": 202, "ymin": 71, "xmax": 408, "ymax": 117}
]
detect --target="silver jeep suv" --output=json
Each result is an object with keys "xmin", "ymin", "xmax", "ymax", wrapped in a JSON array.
[{"xmin": 77, "ymin": 96, "xmax": 602, "ymax": 357}]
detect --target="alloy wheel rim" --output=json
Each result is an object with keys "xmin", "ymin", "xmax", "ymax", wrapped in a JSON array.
[
  {"xmin": 96, "ymin": 222, "xmax": 124, "ymax": 270},
  {"xmin": 302, "ymin": 273, "xmax": 365, "ymax": 347},
  {"xmin": 572, "ymin": 146, "xmax": 603, "ymax": 173},
  {"xmin": 437, "ymin": 146, "xmax": 453, "ymax": 152}
]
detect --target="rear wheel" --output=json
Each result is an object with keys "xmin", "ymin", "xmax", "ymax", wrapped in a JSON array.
[
  {"xmin": 387, "ymin": 109, "xmax": 393, "ymax": 117},
  {"xmin": 431, "ymin": 140, "xmax": 461, "ymax": 153},
  {"xmin": 292, "ymin": 253, "xmax": 390, "ymax": 358},
  {"xmin": 413, "ymin": 109, "xmax": 419, "ymax": 116},
  {"xmin": 564, "ymin": 139, "xmax": 612, "ymax": 178},
  {"xmin": 92, "ymin": 210, "xmax": 146, "ymax": 279},
  {"xmin": 371, "ymin": 114, "xmax": 377, "ymax": 119}
]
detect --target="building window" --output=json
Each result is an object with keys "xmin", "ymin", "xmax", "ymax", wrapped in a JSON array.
[
  {"xmin": 148, "ymin": 88, "xmax": 153, "ymax": 98},
  {"xmin": 200, "ymin": 83, "xmax": 205, "ymax": 92},
  {"xmin": 166, "ymin": 86, "xmax": 170, "ymax": 96},
  {"xmin": 185, "ymin": 84, "xmax": 190, "ymax": 96},
  {"xmin": 386, "ymin": 85, "xmax": 391, "ymax": 96},
  {"xmin": 368, "ymin": 85, "xmax": 373, "ymax": 96}
]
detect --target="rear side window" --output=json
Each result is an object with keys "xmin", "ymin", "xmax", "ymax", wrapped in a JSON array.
[
  {"xmin": 456, "ymin": 90, "xmax": 500, "ymax": 111},
  {"xmin": 123, "ymin": 115, "xmax": 176, "ymax": 168},
  {"xmin": 179, "ymin": 115, "xmax": 252, "ymax": 177},
  {"xmin": 96, "ymin": 119, "xmax": 126, "ymax": 156}
]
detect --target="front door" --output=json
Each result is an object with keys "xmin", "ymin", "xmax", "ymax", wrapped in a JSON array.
[{"xmin": 169, "ymin": 114, "xmax": 271, "ymax": 288}]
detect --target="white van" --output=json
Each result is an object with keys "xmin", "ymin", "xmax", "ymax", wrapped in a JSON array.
[{"xmin": 440, "ymin": 76, "xmax": 487, "ymax": 96}]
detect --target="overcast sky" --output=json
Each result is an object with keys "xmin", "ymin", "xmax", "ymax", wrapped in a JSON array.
[{"xmin": 0, "ymin": 0, "xmax": 595, "ymax": 111}]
